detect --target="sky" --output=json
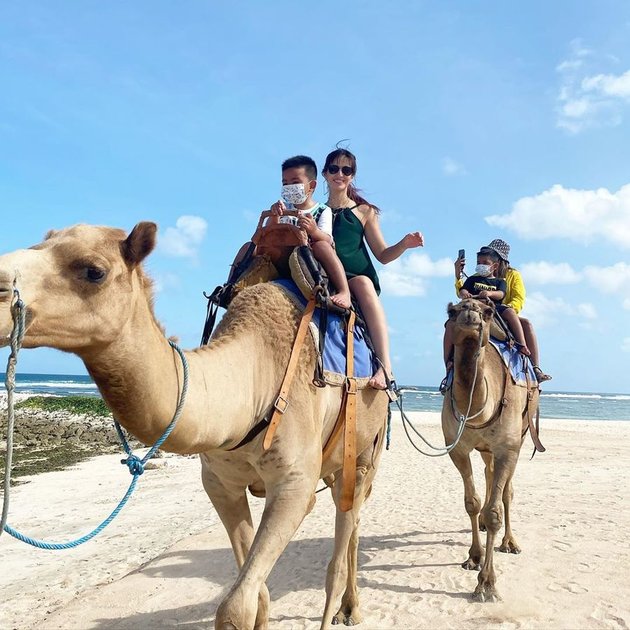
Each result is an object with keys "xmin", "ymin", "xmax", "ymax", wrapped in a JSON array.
[{"xmin": 1, "ymin": 1, "xmax": 629, "ymax": 394}]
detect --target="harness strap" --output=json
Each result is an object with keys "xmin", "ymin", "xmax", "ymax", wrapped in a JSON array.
[
  {"xmin": 524, "ymin": 369, "xmax": 546, "ymax": 454},
  {"xmin": 263, "ymin": 296, "xmax": 317, "ymax": 450},
  {"xmin": 340, "ymin": 311, "xmax": 358, "ymax": 512}
]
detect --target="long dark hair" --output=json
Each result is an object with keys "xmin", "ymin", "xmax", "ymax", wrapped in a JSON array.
[{"xmin": 323, "ymin": 148, "xmax": 381, "ymax": 213}]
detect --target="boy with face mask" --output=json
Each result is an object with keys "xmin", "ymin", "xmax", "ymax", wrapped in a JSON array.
[{"xmin": 271, "ymin": 155, "xmax": 351, "ymax": 309}]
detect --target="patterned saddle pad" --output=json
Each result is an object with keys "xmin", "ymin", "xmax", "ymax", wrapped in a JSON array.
[{"xmin": 273, "ymin": 279, "xmax": 375, "ymax": 380}]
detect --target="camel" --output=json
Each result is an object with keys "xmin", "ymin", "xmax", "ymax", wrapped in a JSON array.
[
  {"xmin": 441, "ymin": 298, "xmax": 539, "ymax": 602},
  {"xmin": 0, "ymin": 222, "xmax": 389, "ymax": 629}
]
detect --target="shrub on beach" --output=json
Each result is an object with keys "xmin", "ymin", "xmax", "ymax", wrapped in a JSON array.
[{"xmin": 15, "ymin": 395, "xmax": 111, "ymax": 417}]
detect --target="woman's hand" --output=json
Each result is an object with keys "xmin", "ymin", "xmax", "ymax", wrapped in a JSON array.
[
  {"xmin": 454, "ymin": 257, "xmax": 465, "ymax": 279},
  {"xmin": 478, "ymin": 290, "xmax": 489, "ymax": 299},
  {"xmin": 403, "ymin": 231, "xmax": 424, "ymax": 249}
]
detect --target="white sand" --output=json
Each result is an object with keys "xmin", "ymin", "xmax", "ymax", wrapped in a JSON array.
[{"xmin": 2, "ymin": 412, "xmax": 630, "ymax": 630}]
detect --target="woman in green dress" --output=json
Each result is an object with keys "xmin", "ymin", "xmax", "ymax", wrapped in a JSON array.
[{"xmin": 323, "ymin": 148, "xmax": 424, "ymax": 390}]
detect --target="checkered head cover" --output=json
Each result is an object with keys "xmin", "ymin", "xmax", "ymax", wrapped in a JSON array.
[{"xmin": 487, "ymin": 238, "xmax": 510, "ymax": 261}]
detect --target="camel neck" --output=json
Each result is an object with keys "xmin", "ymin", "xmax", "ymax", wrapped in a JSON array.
[{"xmin": 82, "ymin": 324, "xmax": 253, "ymax": 454}]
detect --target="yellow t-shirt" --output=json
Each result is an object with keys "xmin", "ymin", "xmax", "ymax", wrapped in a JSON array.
[{"xmin": 455, "ymin": 267, "xmax": 525, "ymax": 314}]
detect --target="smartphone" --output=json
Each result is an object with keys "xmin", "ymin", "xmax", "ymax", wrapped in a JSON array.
[{"xmin": 458, "ymin": 249, "xmax": 465, "ymax": 260}]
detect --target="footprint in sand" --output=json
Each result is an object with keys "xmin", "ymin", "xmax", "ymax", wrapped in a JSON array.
[{"xmin": 551, "ymin": 539, "xmax": 571, "ymax": 552}]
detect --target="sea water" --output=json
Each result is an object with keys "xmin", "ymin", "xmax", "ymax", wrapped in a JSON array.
[{"xmin": 2, "ymin": 373, "xmax": 629, "ymax": 421}]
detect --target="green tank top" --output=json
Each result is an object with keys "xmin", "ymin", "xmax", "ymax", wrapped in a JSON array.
[{"xmin": 332, "ymin": 206, "xmax": 381, "ymax": 295}]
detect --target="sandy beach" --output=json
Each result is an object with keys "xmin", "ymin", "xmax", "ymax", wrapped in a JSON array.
[{"xmin": 2, "ymin": 411, "xmax": 629, "ymax": 630}]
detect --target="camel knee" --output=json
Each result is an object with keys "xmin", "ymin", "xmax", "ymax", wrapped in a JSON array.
[
  {"xmin": 464, "ymin": 494, "xmax": 482, "ymax": 517},
  {"xmin": 481, "ymin": 505, "xmax": 503, "ymax": 534}
]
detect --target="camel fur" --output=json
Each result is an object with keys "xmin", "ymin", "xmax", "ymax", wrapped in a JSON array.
[
  {"xmin": 0, "ymin": 222, "xmax": 389, "ymax": 629},
  {"xmin": 441, "ymin": 298, "xmax": 539, "ymax": 602}
]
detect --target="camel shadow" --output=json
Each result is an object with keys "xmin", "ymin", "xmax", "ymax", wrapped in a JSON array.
[{"xmin": 90, "ymin": 529, "xmax": 469, "ymax": 628}]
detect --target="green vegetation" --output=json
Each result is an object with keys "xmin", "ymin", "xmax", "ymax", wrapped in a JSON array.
[
  {"xmin": 15, "ymin": 395, "xmax": 111, "ymax": 417},
  {"xmin": 0, "ymin": 443, "xmax": 115, "ymax": 487}
]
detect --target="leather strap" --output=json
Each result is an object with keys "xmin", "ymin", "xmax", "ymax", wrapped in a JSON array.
[
  {"xmin": 263, "ymin": 297, "xmax": 316, "ymax": 450},
  {"xmin": 340, "ymin": 311, "xmax": 358, "ymax": 512}
]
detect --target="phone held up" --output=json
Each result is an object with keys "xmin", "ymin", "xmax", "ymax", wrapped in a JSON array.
[{"xmin": 458, "ymin": 249, "xmax": 465, "ymax": 260}]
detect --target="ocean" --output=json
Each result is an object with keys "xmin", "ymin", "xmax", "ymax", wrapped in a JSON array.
[{"xmin": 2, "ymin": 373, "xmax": 630, "ymax": 422}]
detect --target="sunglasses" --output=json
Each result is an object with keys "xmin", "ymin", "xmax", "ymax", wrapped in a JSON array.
[{"xmin": 327, "ymin": 165, "xmax": 354, "ymax": 176}]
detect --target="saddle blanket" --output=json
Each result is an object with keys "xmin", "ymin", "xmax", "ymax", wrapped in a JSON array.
[
  {"xmin": 273, "ymin": 279, "xmax": 375, "ymax": 380},
  {"xmin": 444, "ymin": 336, "xmax": 537, "ymax": 391},
  {"xmin": 490, "ymin": 337, "xmax": 537, "ymax": 387}
]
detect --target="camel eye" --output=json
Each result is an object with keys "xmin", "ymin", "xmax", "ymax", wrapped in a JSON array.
[{"xmin": 85, "ymin": 266, "xmax": 107, "ymax": 284}]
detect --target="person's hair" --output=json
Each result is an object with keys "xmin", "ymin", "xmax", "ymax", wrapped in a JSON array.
[
  {"xmin": 496, "ymin": 259, "xmax": 511, "ymax": 279},
  {"xmin": 281, "ymin": 155, "xmax": 317, "ymax": 180},
  {"xmin": 323, "ymin": 147, "xmax": 381, "ymax": 213}
]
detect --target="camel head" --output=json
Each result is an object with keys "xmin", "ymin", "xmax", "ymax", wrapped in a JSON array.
[
  {"xmin": 447, "ymin": 298, "xmax": 495, "ymax": 349},
  {"xmin": 0, "ymin": 222, "xmax": 158, "ymax": 353}
]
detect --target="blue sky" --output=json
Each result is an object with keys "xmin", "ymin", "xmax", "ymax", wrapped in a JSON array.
[{"xmin": 1, "ymin": 1, "xmax": 629, "ymax": 393}]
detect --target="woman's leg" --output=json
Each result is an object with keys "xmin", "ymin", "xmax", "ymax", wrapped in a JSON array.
[
  {"xmin": 520, "ymin": 317, "xmax": 552, "ymax": 381},
  {"xmin": 444, "ymin": 319, "xmax": 454, "ymax": 368},
  {"xmin": 348, "ymin": 275, "xmax": 390, "ymax": 390}
]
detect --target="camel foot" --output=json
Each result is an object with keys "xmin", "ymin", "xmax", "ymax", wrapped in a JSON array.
[
  {"xmin": 472, "ymin": 584, "xmax": 502, "ymax": 603},
  {"xmin": 499, "ymin": 540, "xmax": 521, "ymax": 554},
  {"xmin": 462, "ymin": 558, "xmax": 482, "ymax": 571},
  {"xmin": 331, "ymin": 613, "xmax": 361, "ymax": 626}
]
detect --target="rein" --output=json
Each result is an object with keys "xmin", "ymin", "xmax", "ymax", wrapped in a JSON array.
[
  {"xmin": 1, "ymin": 289, "xmax": 189, "ymax": 549},
  {"xmin": 394, "ymin": 321, "xmax": 487, "ymax": 457}
]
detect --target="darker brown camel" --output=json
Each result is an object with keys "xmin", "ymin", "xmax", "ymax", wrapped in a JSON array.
[{"xmin": 0, "ymin": 222, "xmax": 390, "ymax": 629}]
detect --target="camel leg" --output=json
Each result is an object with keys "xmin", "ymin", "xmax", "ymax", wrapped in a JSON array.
[
  {"xmin": 201, "ymin": 463, "xmax": 270, "ymax": 630},
  {"xmin": 449, "ymin": 448, "xmax": 484, "ymax": 571},
  {"xmin": 478, "ymin": 449, "xmax": 494, "ymax": 532},
  {"xmin": 498, "ymin": 476, "xmax": 521, "ymax": 554},
  {"xmin": 215, "ymin": 450, "xmax": 321, "ymax": 630},
  {"xmin": 321, "ymin": 464, "xmax": 373, "ymax": 629},
  {"xmin": 474, "ymin": 449, "xmax": 519, "ymax": 602}
]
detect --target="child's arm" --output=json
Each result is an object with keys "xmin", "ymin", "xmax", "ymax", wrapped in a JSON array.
[
  {"xmin": 298, "ymin": 212, "xmax": 333, "ymax": 245},
  {"xmin": 478, "ymin": 289, "xmax": 505, "ymax": 301},
  {"xmin": 362, "ymin": 207, "xmax": 423, "ymax": 264}
]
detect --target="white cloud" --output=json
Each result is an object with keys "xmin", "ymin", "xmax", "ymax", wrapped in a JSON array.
[
  {"xmin": 622, "ymin": 337, "xmax": 630, "ymax": 353},
  {"xmin": 623, "ymin": 298, "xmax": 630, "ymax": 310},
  {"xmin": 441, "ymin": 157, "xmax": 467, "ymax": 176},
  {"xmin": 380, "ymin": 253, "xmax": 453, "ymax": 297},
  {"xmin": 556, "ymin": 40, "xmax": 630, "ymax": 133},
  {"xmin": 485, "ymin": 183, "xmax": 630, "ymax": 248},
  {"xmin": 158, "ymin": 215, "xmax": 208, "ymax": 259},
  {"xmin": 521, "ymin": 291, "xmax": 598, "ymax": 328},
  {"xmin": 577, "ymin": 303, "xmax": 597, "ymax": 320},
  {"xmin": 583, "ymin": 262, "xmax": 630, "ymax": 293},
  {"xmin": 520, "ymin": 261, "xmax": 581, "ymax": 285},
  {"xmin": 153, "ymin": 272, "xmax": 181, "ymax": 294}
]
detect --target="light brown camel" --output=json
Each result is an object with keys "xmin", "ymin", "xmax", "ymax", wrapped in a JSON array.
[
  {"xmin": 441, "ymin": 298, "xmax": 539, "ymax": 602},
  {"xmin": 0, "ymin": 222, "xmax": 389, "ymax": 629}
]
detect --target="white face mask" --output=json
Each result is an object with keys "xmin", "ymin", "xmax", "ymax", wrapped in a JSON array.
[
  {"xmin": 475, "ymin": 264, "xmax": 493, "ymax": 277},
  {"xmin": 281, "ymin": 183, "xmax": 309, "ymax": 206}
]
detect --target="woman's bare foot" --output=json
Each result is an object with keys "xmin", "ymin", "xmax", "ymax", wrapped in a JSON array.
[
  {"xmin": 516, "ymin": 343, "xmax": 531, "ymax": 356},
  {"xmin": 533, "ymin": 366, "xmax": 552, "ymax": 382},
  {"xmin": 368, "ymin": 366, "xmax": 389, "ymax": 390},
  {"xmin": 330, "ymin": 290, "xmax": 352, "ymax": 309}
]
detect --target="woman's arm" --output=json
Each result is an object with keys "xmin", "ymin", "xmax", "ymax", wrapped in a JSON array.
[
  {"xmin": 362, "ymin": 206, "xmax": 423, "ymax": 263},
  {"xmin": 504, "ymin": 269, "xmax": 526, "ymax": 313}
]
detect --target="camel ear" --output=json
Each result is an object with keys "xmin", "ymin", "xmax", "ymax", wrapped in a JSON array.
[
  {"xmin": 121, "ymin": 222, "xmax": 157, "ymax": 266},
  {"xmin": 447, "ymin": 302, "xmax": 457, "ymax": 320}
]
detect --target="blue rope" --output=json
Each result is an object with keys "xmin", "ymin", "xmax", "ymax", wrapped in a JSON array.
[{"xmin": 2, "ymin": 340, "xmax": 189, "ymax": 550}]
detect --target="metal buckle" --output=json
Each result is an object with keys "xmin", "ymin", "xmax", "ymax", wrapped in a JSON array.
[
  {"xmin": 345, "ymin": 378, "xmax": 357, "ymax": 395},
  {"xmin": 274, "ymin": 395, "xmax": 289, "ymax": 413}
]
